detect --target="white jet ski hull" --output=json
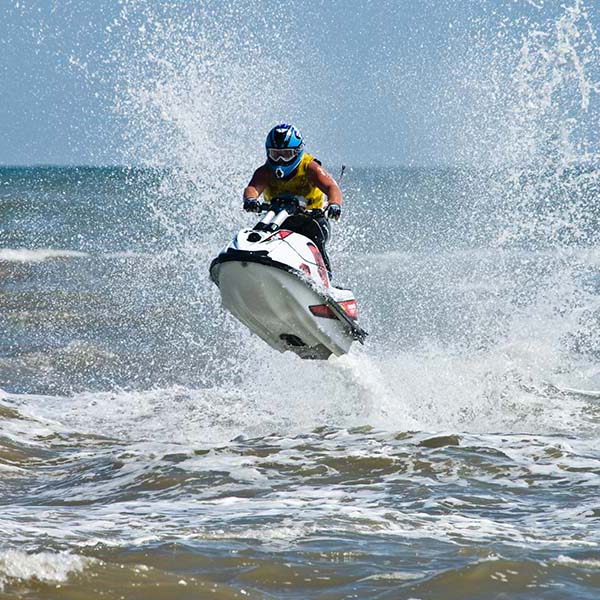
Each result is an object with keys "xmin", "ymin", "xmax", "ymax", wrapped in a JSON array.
[
  {"xmin": 212, "ymin": 259, "xmax": 357, "ymax": 359},
  {"xmin": 210, "ymin": 197, "xmax": 367, "ymax": 359}
]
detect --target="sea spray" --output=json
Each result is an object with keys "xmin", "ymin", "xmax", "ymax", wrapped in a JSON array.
[
  {"xmin": 2, "ymin": 0, "xmax": 599, "ymax": 433},
  {"xmin": 408, "ymin": 1, "xmax": 599, "ymax": 419}
]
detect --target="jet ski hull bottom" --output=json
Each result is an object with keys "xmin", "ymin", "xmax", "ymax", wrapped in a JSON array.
[{"xmin": 212, "ymin": 260, "xmax": 356, "ymax": 359}]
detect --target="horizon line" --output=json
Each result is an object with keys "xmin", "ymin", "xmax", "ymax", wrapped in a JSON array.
[{"xmin": 0, "ymin": 162, "xmax": 512, "ymax": 170}]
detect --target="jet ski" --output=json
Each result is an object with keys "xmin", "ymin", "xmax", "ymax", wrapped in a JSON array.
[{"xmin": 209, "ymin": 196, "xmax": 367, "ymax": 359}]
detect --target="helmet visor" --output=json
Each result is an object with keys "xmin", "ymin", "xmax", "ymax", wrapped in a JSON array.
[{"xmin": 268, "ymin": 147, "xmax": 300, "ymax": 163}]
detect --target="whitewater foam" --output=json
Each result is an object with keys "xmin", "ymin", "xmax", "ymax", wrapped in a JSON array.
[
  {"xmin": 0, "ymin": 550, "xmax": 92, "ymax": 591},
  {"xmin": 0, "ymin": 249, "xmax": 89, "ymax": 263},
  {"xmin": 0, "ymin": 248, "xmax": 160, "ymax": 263}
]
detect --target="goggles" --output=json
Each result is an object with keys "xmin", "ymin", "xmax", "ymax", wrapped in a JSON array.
[{"xmin": 267, "ymin": 147, "xmax": 301, "ymax": 163}]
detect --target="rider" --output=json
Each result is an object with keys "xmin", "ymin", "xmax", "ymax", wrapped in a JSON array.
[{"xmin": 242, "ymin": 124, "xmax": 342, "ymax": 274}]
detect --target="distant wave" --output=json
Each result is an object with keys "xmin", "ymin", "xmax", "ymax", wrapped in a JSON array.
[
  {"xmin": 0, "ymin": 249, "xmax": 156, "ymax": 263},
  {"xmin": 0, "ymin": 249, "xmax": 89, "ymax": 263}
]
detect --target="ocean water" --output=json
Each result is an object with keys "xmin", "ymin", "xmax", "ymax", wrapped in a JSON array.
[
  {"xmin": 2, "ymin": 0, "xmax": 600, "ymax": 598},
  {"xmin": 1, "ymin": 162, "xmax": 599, "ymax": 599}
]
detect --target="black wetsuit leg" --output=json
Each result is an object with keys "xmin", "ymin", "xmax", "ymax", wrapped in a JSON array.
[{"xmin": 281, "ymin": 213, "xmax": 333, "ymax": 276}]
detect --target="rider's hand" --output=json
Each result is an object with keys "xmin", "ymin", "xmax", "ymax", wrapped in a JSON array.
[
  {"xmin": 243, "ymin": 198, "xmax": 261, "ymax": 213},
  {"xmin": 327, "ymin": 203, "xmax": 341, "ymax": 221}
]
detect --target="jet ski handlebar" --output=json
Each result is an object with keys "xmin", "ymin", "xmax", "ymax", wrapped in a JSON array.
[
  {"xmin": 253, "ymin": 196, "xmax": 307, "ymax": 233},
  {"xmin": 262, "ymin": 196, "xmax": 307, "ymax": 214}
]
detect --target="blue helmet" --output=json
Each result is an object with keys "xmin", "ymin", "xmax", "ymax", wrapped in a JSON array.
[{"xmin": 265, "ymin": 124, "xmax": 305, "ymax": 179}]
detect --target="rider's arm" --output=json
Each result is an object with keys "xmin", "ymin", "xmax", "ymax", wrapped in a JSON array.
[
  {"xmin": 243, "ymin": 165, "xmax": 269, "ymax": 199},
  {"xmin": 308, "ymin": 161, "xmax": 342, "ymax": 205}
]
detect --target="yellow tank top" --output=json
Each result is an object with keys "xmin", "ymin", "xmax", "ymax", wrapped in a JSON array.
[{"xmin": 263, "ymin": 152, "xmax": 325, "ymax": 210}]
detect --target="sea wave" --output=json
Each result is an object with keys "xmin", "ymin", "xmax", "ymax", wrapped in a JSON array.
[
  {"xmin": 0, "ymin": 248, "xmax": 159, "ymax": 263},
  {"xmin": 0, "ymin": 550, "xmax": 92, "ymax": 591},
  {"xmin": 0, "ymin": 248, "xmax": 89, "ymax": 263}
]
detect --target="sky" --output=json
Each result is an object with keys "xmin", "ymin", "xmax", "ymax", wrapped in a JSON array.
[{"xmin": 1, "ymin": 0, "xmax": 599, "ymax": 166}]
